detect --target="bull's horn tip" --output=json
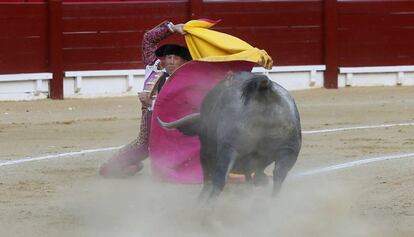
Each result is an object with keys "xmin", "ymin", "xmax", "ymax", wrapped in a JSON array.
[{"xmin": 157, "ymin": 117, "xmax": 166, "ymax": 127}]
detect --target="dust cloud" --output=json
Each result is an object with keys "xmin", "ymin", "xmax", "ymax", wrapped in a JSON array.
[{"xmin": 57, "ymin": 171, "xmax": 388, "ymax": 237}]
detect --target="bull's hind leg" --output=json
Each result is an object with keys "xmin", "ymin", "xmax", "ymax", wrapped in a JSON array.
[
  {"xmin": 253, "ymin": 169, "xmax": 269, "ymax": 186},
  {"xmin": 199, "ymin": 145, "xmax": 215, "ymax": 200},
  {"xmin": 210, "ymin": 145, "xmax": 238, "ymax": 198},
  {"xmin": 272, "ymin": 148, "xmax": 298, "ymax": 196}
]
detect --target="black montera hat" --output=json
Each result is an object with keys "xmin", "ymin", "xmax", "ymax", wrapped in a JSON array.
[{"xmin": 155, "ymin": 44, "xmax": 192, "ymax": 61}]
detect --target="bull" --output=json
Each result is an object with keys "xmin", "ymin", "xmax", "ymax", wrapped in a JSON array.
[{"xmin": 158, "ymin": 71, "xmax": 301, "ymax": 198}]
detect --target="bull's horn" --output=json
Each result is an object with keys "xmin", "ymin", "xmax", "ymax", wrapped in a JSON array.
[{"xmin": 157, "ymin": 113, "xmax": 200, "ymax": 129}]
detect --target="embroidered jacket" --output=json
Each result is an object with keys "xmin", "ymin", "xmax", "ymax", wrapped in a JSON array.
[{"xmin": 139, "ymin": 21, "xmax": 172, "ymax": 109}]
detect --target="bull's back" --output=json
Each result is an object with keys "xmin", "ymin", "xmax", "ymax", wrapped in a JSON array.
[{"xmin": 237, "ymin": 77, "xmax": 301, "ymax": 153}]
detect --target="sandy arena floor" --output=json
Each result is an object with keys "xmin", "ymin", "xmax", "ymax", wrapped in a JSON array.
[{"xmin": 0, "ymin": 86, "xmax": 413, "ymax": 237}]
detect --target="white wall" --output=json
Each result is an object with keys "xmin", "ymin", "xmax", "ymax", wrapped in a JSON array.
[
  {"xmin": 63, "ymin": 75, "xmax": 146, "ymax": 99},
  {"xmin": 1, "ymin": 66, "xmax": 413, "ymax": 101},
  {"xmin": 338, "ymin": 72, "xmax": 414, "ymax": 87}
]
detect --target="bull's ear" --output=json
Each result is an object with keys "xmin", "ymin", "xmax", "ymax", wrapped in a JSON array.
[
  {"xmin": 225, "ymin": 71, "xmax": 234, "ymax": 80},
  {"xmin": 224, "ymin": 71, "xmax": 234, "ymax": 86}
]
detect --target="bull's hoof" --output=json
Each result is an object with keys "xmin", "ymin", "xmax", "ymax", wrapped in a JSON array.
[{"xmin": 252, "ymin": 172, "xmax": 269, "ymax": 186}]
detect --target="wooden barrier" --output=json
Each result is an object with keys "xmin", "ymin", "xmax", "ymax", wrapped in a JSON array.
[{"xmin": 1, "ymin": 0, "xmax": 414, "ymax": 98}]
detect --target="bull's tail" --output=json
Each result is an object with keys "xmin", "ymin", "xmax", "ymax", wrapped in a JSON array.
[{"xmin": 241, "ymin": 74, "xmax": 272, "ymax": 105}]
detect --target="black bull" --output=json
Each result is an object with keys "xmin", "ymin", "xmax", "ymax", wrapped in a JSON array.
[{"xmin": 158, "ymin": 72, "xmax": 301, "ymax": 198}]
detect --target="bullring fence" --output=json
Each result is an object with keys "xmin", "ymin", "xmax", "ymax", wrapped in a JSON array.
[{"xmin": 1, "ymin": 0, "xmax": 414, "ymax": 99}]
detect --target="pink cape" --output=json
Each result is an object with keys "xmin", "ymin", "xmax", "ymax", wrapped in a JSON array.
[{"xmin": 149, "ymin": 61, "xmax": 254, "ymax": 183}]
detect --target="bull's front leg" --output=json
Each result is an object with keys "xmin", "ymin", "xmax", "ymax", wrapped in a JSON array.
[
  {"xmin": 210, "ymin": 144, "xmax": 238, "ymax": 198},
  {"xmin": 272, "ymin": 148, "xmax": 298, "ymax": 196}
]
